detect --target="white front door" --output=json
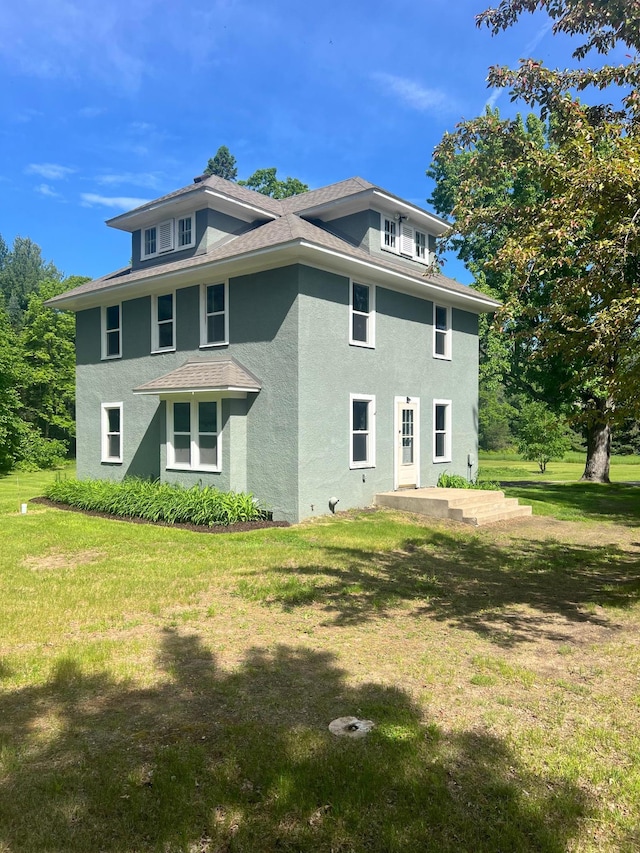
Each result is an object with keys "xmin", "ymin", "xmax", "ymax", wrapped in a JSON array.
[{"xmin": 395, "ymin": 398, "xmax": 420, "ymax": 489}]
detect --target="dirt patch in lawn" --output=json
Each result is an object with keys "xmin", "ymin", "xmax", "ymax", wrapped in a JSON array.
[
  {"xmin": 30, "ymin": 496, "xmax": 290, "ymax": 534},
  {"xmin": 22, "ymin": 548, "xmax": 106, "ymax": 572}
]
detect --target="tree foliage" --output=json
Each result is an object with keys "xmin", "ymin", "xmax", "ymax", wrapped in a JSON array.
[
  {"xmin": 430, "ymin": 1, "xmax": 640, "ymax": 483},
  {"xmin": 0, "ymin": 237, "xmax": 79, "ymax": 471},
  {"xmin": 203, "ymin": 145, "xmax": 238, "ymax": 181},
  {"xmin": 515, "ymin": 401, "xmax": 572, "ymax": 473},
  {"xmin": 203, "ymin": 148, "xmax": 308, "ymax": 198}
]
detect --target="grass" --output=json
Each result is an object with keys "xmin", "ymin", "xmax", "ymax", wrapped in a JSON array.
[
  {"xmin": 479, "ymin": 451, "xmax": 640, "ymax": 525},
  {"xmin": 1, "ymin": 468, "xmax": 640, "ymax": 851}
]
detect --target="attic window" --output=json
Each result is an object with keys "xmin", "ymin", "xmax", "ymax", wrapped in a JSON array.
[
  {"xmin": 381, "ymin": 216, "xmax": 431, "ymax": 264},
  {"xmin": 141, "ymin": 215, "xmax": 194, "ymax": 260}
]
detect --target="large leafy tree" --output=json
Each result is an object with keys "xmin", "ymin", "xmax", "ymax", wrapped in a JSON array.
[
  {"xmin": 430, "ymin": 1, "xmax": 640, "ymax": 482},
  {"xmin": 0, "ymin": 299, "xmax": 24, "ymax": 472},
  {"xmin": 0, "ymin": 235, "xmax": 62, "ymax": 328}
]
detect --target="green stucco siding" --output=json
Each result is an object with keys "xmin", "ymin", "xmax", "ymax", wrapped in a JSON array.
[{"xmin": 296, "ymin": 266, "xmax": 478, "ymax": 520}]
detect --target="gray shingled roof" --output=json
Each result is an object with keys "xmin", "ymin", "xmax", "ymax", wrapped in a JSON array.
[
  {"xmin": 48, "ymin": 212, "xmax": 498, "ymax": 308},
  {"xmin": 280, "ymin": 177, "xmax": 375, "ymax": 213},
  {"xmin": 133, "ymin": 356, "xmax": 262, "ymax": 394}
]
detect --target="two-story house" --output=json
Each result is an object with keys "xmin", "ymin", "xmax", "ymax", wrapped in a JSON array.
[{"xmin": 47, "ymin": 175, "xmax": 499, "ymax": 522}]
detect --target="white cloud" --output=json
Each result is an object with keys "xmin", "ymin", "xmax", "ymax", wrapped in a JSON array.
[
  {"xmin": 80, "ymin": 193, "xmax": 150, "ymax": 209},
  {"xmin": 95, "ymin": 172, "xmax": 162, "ymax": 189},
  {"xmin": 78, "ymin": 106, "xmax": 106, "ymax": 118},
  {"xmin": 35, "ymin": 183, "xmax": 61, "ymax": 198},
  {"xmin": 371, "ymin": 73, "xmax": 457, "ymax": 114},
  {"xmin": 26, "ymin": 163, "xmax": 75, "ymax": 180}
]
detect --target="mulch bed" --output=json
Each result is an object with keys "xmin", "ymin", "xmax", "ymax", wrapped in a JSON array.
[{"xmin": 29, "ymin": 497, "xmax": 290, "ymax": 534}]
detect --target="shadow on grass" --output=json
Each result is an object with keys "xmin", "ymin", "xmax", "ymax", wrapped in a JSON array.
[
  {"xmin": 502, "ymin": 482, "xmax": 640, "ymax": 526},
  {"xmin": 0, "ymin": 630, "xmax": 589, "ymax": 852},
  {"xmin": 243, "ymin": 523, "xmax": 640, "ymax": 644}
]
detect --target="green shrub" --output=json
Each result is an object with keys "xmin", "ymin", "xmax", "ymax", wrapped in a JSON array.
[
  {"xmin": 436, "ymin": 472, "xmax": 500, "ymax": 491},
  {"xmin": 44, "ymin": 477, "xmax": 270, "ymax": 526},
  {"xmin": 15, "ymin": 427, "xmax": 68, "ymax": 471}
]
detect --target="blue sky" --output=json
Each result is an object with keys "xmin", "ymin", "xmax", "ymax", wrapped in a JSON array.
[{"xmin": 0, "ymin": 0, "xmax": 591, "ymax": 284}]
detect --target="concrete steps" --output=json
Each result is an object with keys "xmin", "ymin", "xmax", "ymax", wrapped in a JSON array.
[{"xmin": 375, "ymin": 487, "xmax": 532, "ymax": 527}]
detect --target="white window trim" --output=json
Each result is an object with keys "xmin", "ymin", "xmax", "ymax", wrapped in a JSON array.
[
  {"xmin": 101, "ymin": 402, "xmax": 123, "ymax": 464},
  {"xmin": 141, "ymin": 213, "xmax": 195, "ymax": 260},
  {"xmin": 433, "ymin": 303, "xmax": 452, "ymax": 360},
  {"xmin": 176, "ymin": 214, "xmax": 195, "ymax": 251},
  {"xmin": 200, "ymin": 281, "xmax": 229, "ymax": 348},
  {"xmin": 151, "ymin": 291, "xmax": 176, "ymax": 353},
  {"xmin": 433, "ymin": 399, "xmax": 452, "ymax": 463},
  {"xmin": 101, "ymin": 304, "xmax": 122, "ymax": 360},
  {"xmin": 350, "ymin": 393, "xmax": 376, "ymax": 469},
  {"xmin": 166, "ymin": 397, "xmax": 222, "ymax": 473},
  {"xmin": 379, "ymin": 212, "xmax": 431, "ymax": 264},
  {"xmin": 349, "ymin": 280, "xmax": 376, "ymax": 349}
]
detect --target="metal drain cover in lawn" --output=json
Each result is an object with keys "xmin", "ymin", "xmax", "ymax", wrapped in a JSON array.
[{"xmin": 329, "ymin": 716, "xmax": 374, "ymax": 738}]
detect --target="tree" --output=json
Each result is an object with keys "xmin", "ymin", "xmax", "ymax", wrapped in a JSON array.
[
  {"xmin": 429, "ymin": 2, "xmax": 640, "ymax": 483},
  {"xmin": 202, "ymin": 149, "xmax": 308, "ymax": 199},
  {"xmin": 0, "ymin": 299, "xmax": 23, "ymax": 472},
  {"xmin": 203, "ymin": 145, "xmax": 238, "ymax": 181},
  {"xmin": 238, "ymin": 167, "xmax": 309, "ymax": 199},
  {"xmin": 0, "ymin": 235, "xmax": 62, "ymax": 328},
  {"xmin": 20, "ymin": 276, "xmax": 81, "ymax": 450},
  {"xmin": 515, "ymin": 401, "xmax": 572, "ymax": 473}
]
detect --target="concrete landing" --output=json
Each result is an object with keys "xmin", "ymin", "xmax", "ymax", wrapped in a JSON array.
[{"xmin": 375, "ymin": 487, "xmax": 532, "ymax": 527}]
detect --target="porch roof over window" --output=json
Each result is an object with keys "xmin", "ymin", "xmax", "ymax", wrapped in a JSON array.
[{"xmin": 133, "ymin": 356, "xmax": 262, "ymax": 395}]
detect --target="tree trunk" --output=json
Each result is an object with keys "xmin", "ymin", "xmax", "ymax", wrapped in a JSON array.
[{"xmin": 582, "ymin": 419, "xmax": 611, "ymax": 483}]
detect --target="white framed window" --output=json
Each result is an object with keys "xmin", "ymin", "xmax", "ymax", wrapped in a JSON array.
[
  {"xmin": 177, "ymin": 215, "xmax": 194, "ymax": 249},
  {"xmin": 200, "ymin": 282, "xmax": 229, "ymax": 347},
  {"xmin": 383, "ymin": 217, "xmax": 397, "ymax": 250},
  {"xmin": 350, "ymin": 393, "xmax": 376, "ymax": 469},
  {"xmin": 101, "ymin": 403, "xmax": 123, "ymax": 463},
  {"xmin": 381, "ymin": 214, "xmax": 431, "ymax": 263},
  {"xmin": 101, "ymin": 304, "xmax": 121, "ymax": 360},
  {"xmin": 433, "ymin": 304, "xmax": 452, "ymax": 360},
  {"xmin": 142, "ymin": 215, "xmax": 194, "ymax": 259},
  {"xmin": 152, "ymin": 292, "xmax": 175, "ymax": 352},
  {"xmin": 167, "ymin": 398, "xmax": 220, "ymax": 472},
  {"xmin": 349, "ymin": 281, "xmax": 375, "ymax": 348},
  {"xmin": 433, "ymin": 399, "xmax": 451, "ymax": 462}
]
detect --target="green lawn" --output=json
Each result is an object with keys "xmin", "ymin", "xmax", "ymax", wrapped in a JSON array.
[{"xmin": 1, "ymin": 468, "xmax": 640, "ymax": 852}]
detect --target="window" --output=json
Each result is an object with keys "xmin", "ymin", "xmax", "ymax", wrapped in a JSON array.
[
  {"xmin": 381, "ymin": 215, "xmax": 431, "ymax": 263},
  {"xmin": 101, "ymin": 304, "xmax": 121, "ymax": 359},
  {"xmin": 200, "ymin": 282, "xmax": 229, "ymax": 347},
  {"xmin": 383, "ymin": 217, "xmax": 397, "ymax": 249},
  {"xmin": 167, "ymin": 399, "xmax": 220, "ymax": 471},
  {"xmin": 433, "ymin": 304, "xmax": 451, "ymax": 359},
  {"xmin": 349, "ymin": 281, "xmax": 375, "ymax": 348},
  {"xmin": 152, "ymin": 292, "xmax": 175, "ymax": 352},
  {"xmin": 142, "ymin": 215, "xmax": 194, "ymax": 259},
  {"xmin": 433, "ymin": 400, "xmax": 451, "ymax": 462},
  {"xmin": 101, "ymin": 403, "xmax": 123, "ymax": 463},
  {"xmin": 177, "ymin": 216, "xmax": 193, "ymax": 248},
  {"xmin": 350, "ymin": 394, "xmax": 376, "ymax": 468}
]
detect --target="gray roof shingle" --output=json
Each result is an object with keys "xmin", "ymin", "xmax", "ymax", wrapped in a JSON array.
[{"xmin": 133, "ymin": 356, "xmax": 262, "ymax": 394}]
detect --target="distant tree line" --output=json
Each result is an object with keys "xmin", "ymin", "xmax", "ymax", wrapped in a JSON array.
[{"xmin": 0, "ymin": 234, "xmax": 82, "ymax": 472}]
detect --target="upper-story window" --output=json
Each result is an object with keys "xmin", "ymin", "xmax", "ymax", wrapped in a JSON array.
[
  {"xmin": 101, "ymin": 304, "xmax": 121, "ymax": 360},
  {"xmin": 152, "ymin": 292, "xmax": 175, "ymax": 352},
  {"xmin": 142, "ymin": 215, "xmax": 195, "ymax": 260},
  {"xmin": 384, "ymin": 218, "xmax": 397, "ymax": 250},
  {"xmin": 433, "ymin": 304, "xmax": 452, "ymax": 360},
  {"xmin": 349, "ymin": 281, "xmax": 375, "ymax": 348},
  {"xmin": 200, "ymin": 282, "xmax": 229, "ymax": 347},
  {"xmin": 381, "ymin": 215, "xmax": 431, "ymax": 264}
]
